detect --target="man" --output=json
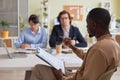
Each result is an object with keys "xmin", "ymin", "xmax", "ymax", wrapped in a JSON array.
[
  {"xmin": 49, "ymin": 10, "xmax": 87, "ymax": 48},
  {"xmin": 15, "ymin": 14, "xmax": 47, "ymax": 49},
  {"xmin": 30, "ymin": 8, "xmax": 120, "ymax": 80}
]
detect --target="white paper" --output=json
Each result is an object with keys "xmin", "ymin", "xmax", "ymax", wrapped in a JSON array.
[
  {"xmin": 25, "ymin": 48, "xmax": 37, "ymax": 50},
  {"xmin": 36, "ymin": 48, "xmax": 65, "ymax": 74},
  {"xmin": 15, "ymin": 49, "xmax": 35, "ymax": 54},
  {"xmin": 56, "ymin": 54, "xmax": 83, "ymax": 64}
]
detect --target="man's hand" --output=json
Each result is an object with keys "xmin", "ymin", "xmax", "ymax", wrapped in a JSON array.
[
  {"xmin": 21, "ymin": 43, "xmax": 31, "ymax": 49},
  {"xmin": 70, "ymin": 40, "xmax": 76, "ymax": 46},
  {"xmin": 60, "ymin": 36, "xmax": 76, "ymax": 49},
  {"xmin": 62, "ymin": 43, "xmax": 69, "ymax": 49},
  {"xmin": 62, "ymin": 76, "xmax": 72, "ymax": 80},
  {"xmin": 52, "ymin": 68, "xmax": 63, "ymax": 80},
  {"xmin": 62, "ymin": 39, "xmax": 75, "ymax": 48},
  {"xmin": 62, "ymin": 38, "xmax": 72, "ymax": 47},
  {"xmin": 62, "ymin": 73, "xmax": 75, "ymax": 80}
]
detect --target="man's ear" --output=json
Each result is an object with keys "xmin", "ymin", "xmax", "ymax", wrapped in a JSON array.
[{"xmin": 92, "ymin": 22, "xmax": 96, "ymax": 29}]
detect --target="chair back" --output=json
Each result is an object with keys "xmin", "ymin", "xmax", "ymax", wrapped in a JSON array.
[
  {"xmin": 115, "ymin": 35, "xmax": 120, "ymax": 44},
  {"xmin": 97, "ymin": 67, "xmax": 117, "ymax": 80}
]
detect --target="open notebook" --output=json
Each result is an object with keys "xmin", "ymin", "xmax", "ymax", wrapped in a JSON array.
[{"xmin": 36, "ymin": 48, "xmax": 66, "ymax": 75}]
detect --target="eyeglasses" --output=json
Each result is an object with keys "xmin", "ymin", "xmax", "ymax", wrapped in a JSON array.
[{"xmin": 60, "ymin": 17, "xmax": 69, "ymax": 20}]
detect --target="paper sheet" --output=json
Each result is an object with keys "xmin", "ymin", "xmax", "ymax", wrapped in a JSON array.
[
  {"xmin": 36, "ymin": 48, "xmax": 65, "ymax": 75},
  {"xmin": 15, "ymin": 49, "xmax": 36, "ymax": 54}
]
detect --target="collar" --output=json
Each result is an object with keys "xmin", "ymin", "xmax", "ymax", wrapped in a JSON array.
[
  {"xmin": 31, "ymin": 26, "xmax": 41, "ymax": 34},
  {"xmin": 37, "ymin": 26, "xmax": 41, "ymax": 34},
  {"xmin": 97, "ymin": 34, "xmax": 112, "ymax": 41},
  {"xmin": 62, "ymin": 26, "xmax": 70, "ymax": 32}
]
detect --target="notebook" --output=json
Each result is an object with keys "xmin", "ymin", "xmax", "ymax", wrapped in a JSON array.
[
  {"xmin": 36, "ymin": 48, "xmax": 66, "ymax": 75},
  {"xmin": 1, "ymin": 39, "xmax": 27, "ymax": 59}
]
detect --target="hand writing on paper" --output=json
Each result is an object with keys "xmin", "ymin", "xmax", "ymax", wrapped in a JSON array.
[{"xmin": 21, "ymin": 43, "xmax": 31, "ymax": 49}]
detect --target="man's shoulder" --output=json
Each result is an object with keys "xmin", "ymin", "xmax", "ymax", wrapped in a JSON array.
[
  {"xmin": 91, "ymin": 38, "xmax": 118, "ymax": 51},
  {"xmin": 71, "ymin": 25, "xmax": 79, "ymax": 29},
  {"xmin": 70, "ymin": 25, "xmax": 79, "ymax": 32}
]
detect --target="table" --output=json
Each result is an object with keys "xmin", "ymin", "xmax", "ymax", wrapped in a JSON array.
[{"xmin": 0, "ymin": 48, "xmax": 83, "ymax": 80}]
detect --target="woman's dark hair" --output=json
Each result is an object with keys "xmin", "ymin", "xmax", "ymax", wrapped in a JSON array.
[
  {"xmin": 88, "ymin": 8, "xmax": 111, "ymax": 29},
  {"xmin": 28, "ymin": 14, "xmax": 39, "ymax": 24},
  {"xmin": 57, "ymin": 10, "xmax": 72, "ymax": 24}
]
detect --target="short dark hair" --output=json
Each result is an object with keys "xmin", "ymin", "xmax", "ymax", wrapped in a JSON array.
[
  {"xmin": 88, "ymin": 8, "xmax": 111, "ymax": 29},
  {"xmin": 57, "ymin": 10, "xmax": 72, "ymax": 24},
  {"xmin": 28, "ymin": 14, "xmax": 39, "ymax": 24}
]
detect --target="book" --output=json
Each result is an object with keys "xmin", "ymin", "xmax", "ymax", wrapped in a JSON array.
[{"xmin": 36, "ymin": 48, "xmax": 65, "ymax": 75}]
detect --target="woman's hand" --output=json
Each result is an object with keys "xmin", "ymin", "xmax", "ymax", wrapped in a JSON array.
[{"xmin": 21, "ymin": 43, "xmax": 30, "ymax": 49}]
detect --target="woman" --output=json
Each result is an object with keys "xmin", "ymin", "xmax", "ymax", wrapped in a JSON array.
[{"xmin": 15, "ymin": 14, "xmax": 47, "ymax": 49}]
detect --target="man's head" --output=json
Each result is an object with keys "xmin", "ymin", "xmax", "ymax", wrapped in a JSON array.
[
  {"xmin": 57, "ymin": 10, "xmax": 72, "ymax": 28},
  {"xmin": 28, "ymin": 14, "xmax": 40, "ymax": 31},
  {"xmin": 86, "ymin": 8, "xmax": 111, "ymax": 38}
]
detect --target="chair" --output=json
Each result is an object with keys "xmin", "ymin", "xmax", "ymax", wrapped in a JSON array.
[
  {"xmin": 97, "ymin": 67, "xmax": 117, "ymax": 80},
  {"xmin": 115, "ymin": 35, "xmax": 120, "ymax": 44}
]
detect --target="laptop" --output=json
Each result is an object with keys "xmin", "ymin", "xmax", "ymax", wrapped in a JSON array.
[{"xmin": 1, "ymin": 39, "xmax": 27, "ymax": 59}]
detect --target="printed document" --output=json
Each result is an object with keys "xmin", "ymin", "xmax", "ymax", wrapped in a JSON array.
[{"xmin": 36, "ymin": 48, "xmax": 65, "ymax": 75}]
